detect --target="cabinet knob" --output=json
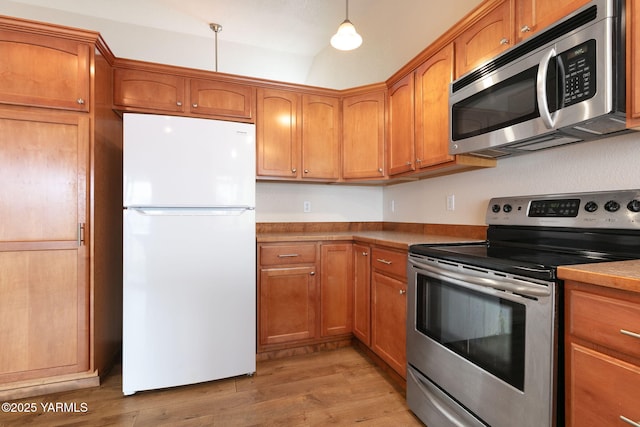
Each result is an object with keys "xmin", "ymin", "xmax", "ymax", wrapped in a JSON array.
[
  {"xmin": 399, "ymin": 289, "xmax": 406, "ymax": 295},
  {"xmin": 362, "ymin": 252, "xmax": 368, "ymax": 256},
  {"xmin": 500, "ymin": 38, "xmax": 510, "ymax": 45},
  {"xmin": 192, "ymin": 103, "xmax": 198, "ymax": 108},
  {"xmin": 76, "ymin": 98, "xmax": 85, "ymax": 105},
  {"xmin": 304, "ymin": 169, "xmax": 309, "ymax": 174},
  {"xmin": 520, "ymin": 25, "xmax": 532, "ymax": 33},
  {"xmin": 291, "ymin": 168, "xmax": 297, "ymax": 174},
  {"xmin": 176, "ymin": 101, "xmax": 183, "ymax": 106},
  {"xmin": 310, "ymin": 271, "xmax": 315, "ymax": 276},
  {"xmin": 406, "ymin": 161, "xmax": 412, "ymax": 166},
  {"xmin": 378, "ymin": 168, "xmax": 383, "ymax": 174},
  {"xmin": 416, "ymin": 158, "xmax": 422, "ymax": 163}
]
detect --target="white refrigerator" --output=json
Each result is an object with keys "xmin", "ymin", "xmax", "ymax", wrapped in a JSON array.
[{"xmin": 122, "ymin": 113, "xmax": 256, "ymax": 396}]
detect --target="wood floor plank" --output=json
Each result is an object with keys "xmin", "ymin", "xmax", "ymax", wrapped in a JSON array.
[{"xmin": 0, "ymin": 347, "xmax": 423, "ymax": 426}]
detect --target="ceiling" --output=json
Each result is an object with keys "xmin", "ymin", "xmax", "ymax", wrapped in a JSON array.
[{"xmin": 8, "ymin": 0, "xmax": 397, "ymax": 56}]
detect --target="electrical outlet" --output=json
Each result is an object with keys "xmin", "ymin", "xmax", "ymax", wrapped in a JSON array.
[
  {"xmin": 303, "ymin": 201, "xmax": 311, "ymax": 213},
  {"xmin": 391, "ymin": 200, "xmax": 395, "ymax": 212},
  {"xmin": 446, "ymin": 194, "xmax": 455, "ymax": 211}
]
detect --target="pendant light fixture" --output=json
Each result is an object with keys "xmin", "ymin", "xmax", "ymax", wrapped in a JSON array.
[
  {"xmin": 209, "ymin": 22, "xmax": 222, "ymax": 71},
  {"xmin": 330, "ymin": 0, "xmax": 362, "ymax": 51}
]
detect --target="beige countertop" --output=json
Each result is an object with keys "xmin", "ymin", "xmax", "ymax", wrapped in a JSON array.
[
  {"xmin": 558, "ymin": 260, "xmax": 640, "ymax": 294},
  {"xmin": 257, "ymin": 230, "xmax": 484, "ymax": 251}
]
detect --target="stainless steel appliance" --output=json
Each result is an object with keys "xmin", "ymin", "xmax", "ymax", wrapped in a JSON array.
[
  {"xmin": 449, "ymin": 0, "xmax": 630, "ymax": 158},
  {"xmin": 407, "ymin": 189, "xmax": 640, "ymax": 427}
]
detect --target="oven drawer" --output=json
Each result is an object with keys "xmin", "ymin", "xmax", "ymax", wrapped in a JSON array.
[
  {"xmin": 371, "ymin": 247, "xmax": 407, "ymax": 278},
  {"xmin": 568, "ymin": 288, "xmax": 640, "ymax": 360},
  {"xmin": 260, "ymin": 243, "xmax": 317, "ymax": 266},
  {"xmin": 569, "ymin": 343, "xmax": 640, "ymax": 427}
]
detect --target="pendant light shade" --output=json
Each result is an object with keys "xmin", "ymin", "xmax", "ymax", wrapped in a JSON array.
[{"xmin": 330, "ymin": 0, "xmax": 362, "ymax": 51}]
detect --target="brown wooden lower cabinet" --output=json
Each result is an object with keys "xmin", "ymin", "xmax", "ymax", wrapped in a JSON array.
[
  {"xmin": 370, "ymin": 247, "xmax": 408, "ymax": 378},
  {"xmin": 565, "ymin": 281, "xmax": 640, "ymax": 427},
  {"xmin": 352, "ymin": 243, "xmax": 372, "ymax": 345},
  {"xmin": 257, "ymin": 242, "xmax": 353, "ymax": 353}
]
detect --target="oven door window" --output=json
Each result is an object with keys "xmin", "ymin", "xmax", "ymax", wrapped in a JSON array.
[{"xmin": 416, "ymin": 273, "xmax": 526, "ymax": 391}]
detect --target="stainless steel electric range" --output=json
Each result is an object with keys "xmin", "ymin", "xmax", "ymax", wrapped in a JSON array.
[{"xmin": 406, "ymin": 189, "xmax": 640, "ymax": 427}]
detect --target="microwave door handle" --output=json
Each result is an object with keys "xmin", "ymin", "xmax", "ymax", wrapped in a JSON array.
[{"xmin": 537, "ymin": 47, "xmax": 557, "ymax": 129}]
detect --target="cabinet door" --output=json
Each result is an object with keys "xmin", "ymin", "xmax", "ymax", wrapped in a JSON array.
[
  {"xmin": 415, "ymin": 44, "xmax": 455, "ymax": 167},
  {"xmin": 256, "ymin": 88, "xmax": 300, "ymax": 178},
  {"xmin": 371, "ymin": 272, "xmax": 407, "ymax": 378},
  {"xmin": 628, "ymin": 0, "xmax": 640, "ymax": 128},
  {"xmin": 0, "ymin": 30, "xmax": 90, "ymax": 111},
  {"xmin": 388, "ymin": 74, "xmax": 415, "ymax": 176},
  {"xmin": 114, "ymin": 68, "xmax": 186, "ymax": 113},
  {"xmin": 342, "ymin": 91, "xmax": 386, "ymax": 179},
  {"xmin": 259, "ymin": 266, "xmax": 316, "ymax": 347},
  {"xmin": 516, "ymin": 0, "xmax": 590, "ymax": 41},
  {"xmin": 353, "ymin": 244, "xmax": 371, "ymax": 345},
  {"xmin": 320, "ymin": 244, "xmax": 353, "ymax": 337},
  {"xmin": 301, "ymin": 94, "xmax": 341, "ymax": 180},
  {"xmin": 0, "ymin": 108, "xmax": 89, "ymax": 384},
  {"xmin": 189, "ymin": 78, "xmax": 253, "ymax": 119},
  {"xmin": 454, "ymin": 0, "xmax": 513, "ymax": 78},
  {"xmin": 568, "ymin": 343, "xmax": 640, "ymax": 427}
]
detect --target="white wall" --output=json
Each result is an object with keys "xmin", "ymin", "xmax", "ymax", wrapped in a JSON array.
[
  {"xmin": 383, "ymin": 132, "xmax": 640, "ymax": 225},
  {"xmin": 256, "ymin": 182, "xmax": 383, "ymax": 223}
]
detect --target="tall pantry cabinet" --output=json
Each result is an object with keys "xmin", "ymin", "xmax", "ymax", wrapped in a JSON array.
[{"xmin": 0, "ymin": 16, "xmax": 123, "ymax": 399}]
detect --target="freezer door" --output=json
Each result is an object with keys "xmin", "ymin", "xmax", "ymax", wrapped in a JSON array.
[
  {"xmin": 122, "ymin": 208, "xmax": 256, "ymax": 395},
  {"xmin": 123, "ymin": 114, "xmax": 255, "ymax": 207}
]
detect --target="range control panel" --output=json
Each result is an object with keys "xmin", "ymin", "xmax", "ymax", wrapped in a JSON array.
[{"xmin": 486, "ymin": 190, "xmax": 640, "ymax": 229}]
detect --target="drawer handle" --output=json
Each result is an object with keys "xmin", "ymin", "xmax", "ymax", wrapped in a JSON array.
[
  {"xmin": 620, "ymin": 415, "xmax": 640, "ymax": 427},
  {"xmin": 376, "ymin": 259, "xmax": 392, "ymax": 265},
  {"xmin": 278, "ymin": 254, "xmax": 299, "ymax": 258},
  {"xmin": 620, "ymin": 329, "xmax": 640, "ymax": 340}
]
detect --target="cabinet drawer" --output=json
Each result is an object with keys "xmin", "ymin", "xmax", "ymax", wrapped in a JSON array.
[
  {"xmin": 569, "ymin": 289, "xmax": 640, "ymax": 359},
  {"xmin": 260, "ymin": 244, "xmax": 317, "ymax": 266},
  {"xmin": 371, "ymin": 247, "xmax": 407, "ymax": 279},
  {"xmin": 569, "ymin": 343, "xmax": 640, "ymax": 427}
]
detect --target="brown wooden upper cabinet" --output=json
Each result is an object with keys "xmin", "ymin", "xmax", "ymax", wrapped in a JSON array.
[
  {"xmin": 516, "ymin": 0, "xmax": 591, "ymax": 41},
  {"xmin": 114, "ymin": 67, "xmax": 253, "ymax": 120},
  {"xmin": 342, "ymin": 89, "xmax": 386, "ymax": 180},
  {"xmin": 256, "ymin": 88, "xmax": 300, "ymax": 178},
  {"xmin": 415, "ymin": 43, "xmax": 456, "ymax": 168},
  {"xmin": 114, "ymin": 68, "xmax": 186, "ymax": 113},
  {"xmin": 256, "ymin": 88, "xmax": 341, "ymax": 181},
  {"xmin": 0, "ymin": 29, "xmax": 90, "ymax": 111},
  {"xmin": 388, "ymin": 74, "xmax": 415, "ymax": 176},
  {"xmin": 454, "ymin": 0, "xmax": 514, "ymax": 78}
]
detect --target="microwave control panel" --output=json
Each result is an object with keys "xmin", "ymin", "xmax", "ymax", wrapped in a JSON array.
[{"xmin": 560, "ymin": 39, "xmax": 596, "ymax": 107}]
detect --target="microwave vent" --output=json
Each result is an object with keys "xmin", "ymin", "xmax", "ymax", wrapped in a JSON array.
[
  {"xmin": 469, "ymin": 148, "xmax": 511, "ymax": 158},
  {"xmin": 508, "ymin": 135, "xmax": 581, "ymax": 151}
]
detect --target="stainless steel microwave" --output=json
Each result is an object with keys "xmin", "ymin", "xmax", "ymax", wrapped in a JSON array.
[{"xmin": 449, "ymin": 0, "xmax": 630, "ymax": 158}]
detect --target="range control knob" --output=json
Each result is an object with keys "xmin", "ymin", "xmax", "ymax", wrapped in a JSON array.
[
  {"xmin": 604, "ymin": 200, "xmax": 620, "ymax": 212},
  {"xmin": 627, "ymin": 199, "xmax": 640, "ymax": 213},
  {"xmin": 503, "ymin": 204, "xmax": 513, "ymax": 213},
  {"xmin": 584, "ymin": 201, "xmax": 598, "ymax": 213},
  {"xmin": 492, "ymin": 204, "xmax": 501, "ymax": 213}
]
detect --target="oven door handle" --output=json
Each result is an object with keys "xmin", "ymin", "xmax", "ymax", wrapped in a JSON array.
[{"xmin": 409, "ymin": 258, "xmax": 551, "ymax": 298}]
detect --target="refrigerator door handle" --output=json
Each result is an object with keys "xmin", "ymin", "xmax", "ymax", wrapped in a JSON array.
[{"xmin": 128, "ymin": 207, "xmax": 255, "ymax": 216}]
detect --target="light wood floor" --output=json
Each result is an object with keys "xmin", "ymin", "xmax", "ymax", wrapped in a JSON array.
[{"xmin": 1, "ymin": 347, "xmax": 424, "ymax": 426}]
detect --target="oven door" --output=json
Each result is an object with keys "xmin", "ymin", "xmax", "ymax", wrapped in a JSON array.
[{"xmin": 407, "ymin": 254, "xmax": 558, "ymax": 427}]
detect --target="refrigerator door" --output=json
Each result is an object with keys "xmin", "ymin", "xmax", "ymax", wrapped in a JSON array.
[
  {"xmin": 123, "ymin": 114, "xmax": 255, "ymax": 208},
  {"xmin": 122, "ymin": 207, "xmax": 256, "ymax": 395}
]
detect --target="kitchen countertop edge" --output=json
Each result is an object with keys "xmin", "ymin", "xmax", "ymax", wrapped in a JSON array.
[
  {"xmin": 557, "ymin": 260, "xmax": 640, "ymax": 294},
  {"xmin": 256, "ymin": 231, "xmax": 484, "ymax": 251}
]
